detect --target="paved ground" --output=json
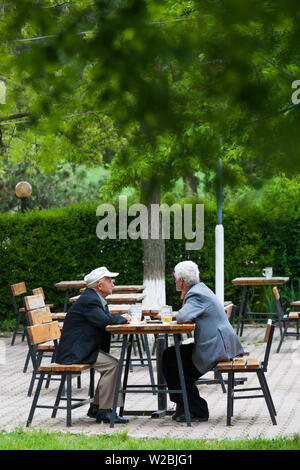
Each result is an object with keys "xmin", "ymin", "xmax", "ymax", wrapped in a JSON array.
[{"xmin": 1, "ymin": 324, "xmax": 300, "ymax": 440}]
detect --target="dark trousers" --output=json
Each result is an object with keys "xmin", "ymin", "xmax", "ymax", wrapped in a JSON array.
[{"xmin": 162, "ymin": 343, "xmax": 209, "ymax": 418}]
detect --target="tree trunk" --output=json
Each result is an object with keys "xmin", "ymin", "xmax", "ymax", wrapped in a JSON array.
[
  {"xmin": 183, "ymin": 175, "xmax": 198, "ymax": 196},
  {"xmin": 141, "ymin": 177, "xmax": 166, "ymax": 306}
]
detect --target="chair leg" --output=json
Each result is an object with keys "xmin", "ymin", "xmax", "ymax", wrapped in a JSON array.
[
  {"xmin": 256, "ymin": 370, "xmax": 277, "ymax": 425},
  {"xmin": 28, "ymin": 355, "xmax": 42, "ymax": 397},
  {"xmin": 226, "ymin": 370, "xmax": 234, "ymax": 426},
  {"xmin": 26, "ymin": 372, "xmax": 45, "ymax": 427},
  {"xmin": 77, "ymin": 375, "xmax": 81, "ymax": 389},
  {"xmin": 51, "ymin": 374, "xmax": 66, "ymax": 418},
  {"xmin": 276, "ymin": 325, "xmax": 287, "ymax": 353},
  {"xmin": 66, "ymin": 374, "xmax": 72, "ymax": 427},
  {"xmin": 11, "ymin": 313, "xmax": 22, "ymax": 346},
  {"xmin": 23, "ymin": 349, "xmax": 31, "ymax": 373},
  {"xmin": 259, "ymin": 370, "xmax": 277, "ymax": 416},
  {"xmin": 89, "ymin": 368, "xmax": 95, "ymax": 399},
  {"xmin": 214, "ymin": 369, "xmax": 227, "ymax": 393}
]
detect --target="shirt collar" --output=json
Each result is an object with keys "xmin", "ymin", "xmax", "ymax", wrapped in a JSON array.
[{"xmin": 96, "ymin": 292, "xmax": 108, "ymax": 309}]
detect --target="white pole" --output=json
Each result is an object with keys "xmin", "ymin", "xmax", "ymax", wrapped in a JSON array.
[{"xmin": 215, "ymin": 224, "xmax": 224, "ymax": 305}]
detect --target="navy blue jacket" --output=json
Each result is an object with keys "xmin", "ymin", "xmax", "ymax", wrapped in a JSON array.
[{"xmin": 55, "ymin": 288, "xmax": 127, "ymax": 364}]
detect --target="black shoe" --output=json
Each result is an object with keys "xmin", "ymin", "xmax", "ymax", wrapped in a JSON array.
[
  {"xmin": 172, "ymin": 403, "xmax": 184, "ymax": 421},
  {"xmin": 96, "ymin": 409, "xmax": 129, "ymax": 424},
  {"xmin": 87, "ymin": 404, "xmax": 98, "ymax": 418},
  {"xmin": 175, "ymin": 413, "xmax": 208, "ymax": 423}
]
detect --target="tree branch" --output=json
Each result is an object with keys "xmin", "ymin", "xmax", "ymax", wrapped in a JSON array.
[{"xmin": 0, "ymin": 112, "xmax": 29, "ymax": 122}]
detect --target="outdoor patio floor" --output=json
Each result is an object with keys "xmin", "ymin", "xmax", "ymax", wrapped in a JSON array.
[{"xmin": 1, "ymin": 324, "xmax": 300, "ymax": 440}]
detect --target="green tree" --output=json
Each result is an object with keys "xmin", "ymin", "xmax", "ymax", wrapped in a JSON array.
[{"xmin": 1, "ymin": 0, "xmax": 300, "ymax": 301}]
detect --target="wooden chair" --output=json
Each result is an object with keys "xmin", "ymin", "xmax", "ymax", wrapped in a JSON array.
[
  {"xmin": 273, "ymin": 287, "xmax": 300, "ymax": 353},
  {"xmin": 216, "ymin": 319, "xmax": 277, "ymax": 426},
  {"xmin": 24, "ymin": 294, "xmax": 59, "ymax": 396},
  {"xmin": 224, "ymin": 303, "xmax": 236, "ymax": 325},
  {"xmin": 32, "ymin": 287, "xmax": 66, "ymax": 322},
  {"xmin": 26, "ymin": 320, "xmax": 94, "ymax": 427},
  {"xmin": 9, "ymin": 282, "xmax": 27, "ymax": 345},
  {"xmin": 26, "ymin": 295, "xmax": 60, "ymax": 393}
]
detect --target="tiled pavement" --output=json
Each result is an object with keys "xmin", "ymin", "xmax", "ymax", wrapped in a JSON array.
[{"xmin": 1, "ymin": 325, "xmax": 300, "ymax": 440}]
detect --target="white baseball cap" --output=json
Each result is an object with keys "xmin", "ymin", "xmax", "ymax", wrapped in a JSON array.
[{"xmin": 84, "ymin": 267, "xmax": 119, "ymax": 287}]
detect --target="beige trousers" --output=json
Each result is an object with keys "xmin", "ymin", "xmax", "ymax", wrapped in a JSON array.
[{"xmin": 91, "ymin": 350, "xmax": 123, "ymax": 410}]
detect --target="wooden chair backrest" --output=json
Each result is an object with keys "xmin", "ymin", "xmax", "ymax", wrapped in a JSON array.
[
  {"xmin": 24, "ymin": 294, "xmax": 45, "ymax": 312},
  {"xmin": 273, "ymin": 287, "xmax": 280, "ymax": 301},
  {"xmin": 224, "ymin": 303, "xmax": 234, "ymax": 319},
  {"xmin": 262, "ymin": 319, "xmax": 275, "ymax": 372},
  {"xmin": 272, "ymin": 287, "xmax": 284, "ymax": 318},
  {"xmin": 10, "ymin": 282, "xmax": 27, "ymax": 296},
  {"xmin": 32, "ymin": 287, "xmax": 45, "ymax": 299},
  {"xmin": 27, "ymin": 321, "xmax": 61, "ymax": 346},
  {"xmin": 264, "ymin": 318, "xmax": 273, "ymax": 343},
  {"xmin": 27, "ymin": 306, "xmax": 53, "ymax": 326}
]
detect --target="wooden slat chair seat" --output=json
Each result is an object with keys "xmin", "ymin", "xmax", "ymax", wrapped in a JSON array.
[
  {"xmin": 273, "ymin": 287, "xmax": 300, "ymax": 353},
  {"xmin": 26, "ymin": 321, "xmax": 94, "ymax": 428},
  {"xmin": 216, "ymin": 319, "xmax": 277, "ymax": 426},
  {"xmin": 39, "ymin": 363, "xmax": 91, "ymax": 373},
  {"xmin": 9, "ymin": 282, "xmax": 27, "ymax": 345}
]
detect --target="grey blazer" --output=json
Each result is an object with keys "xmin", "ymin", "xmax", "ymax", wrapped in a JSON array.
[{"xmin": 176, "ymin": 282, "xmax": 244, "ymax": 375}]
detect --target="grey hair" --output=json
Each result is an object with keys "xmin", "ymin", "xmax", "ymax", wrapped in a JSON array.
[{"xmin": 174, "ymin": 261, "xmax": 200, "ymax": 286}]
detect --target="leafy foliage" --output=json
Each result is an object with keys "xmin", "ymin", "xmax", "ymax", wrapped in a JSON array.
[{"xmin": 1, "ymin": 0, "xmax": 300, "ymax": 198}]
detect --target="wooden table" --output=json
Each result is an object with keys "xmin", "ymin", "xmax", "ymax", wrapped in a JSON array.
[
  {"xmin": 54, "ymin": 281, "xmax": 87, "ymax": 312},
  {"xmin": 232, "ymin": 277, "xmax": 290, "ymax": 336},
  {"xmin": 291, "ymin": 301, "xmax": 300, "ymax": 307},
  {"xmin": 106, "ymin": 321, "xmax": 195, "ymax": 427},
  {"xmin": 112, "ymin": 285, "xmax": 145, "ymax": 293},
  {"xmin": 55, "ymin": 281, "xmax": 145, "ymax": 311},
  {"xmin": 106, "ymin": 293, "xmax": 145, "ymax": 305}
]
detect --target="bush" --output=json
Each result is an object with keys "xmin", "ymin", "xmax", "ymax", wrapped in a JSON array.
[{"xmin": 0, "ymin": 196, "xmax": 299, "ymax": 325}]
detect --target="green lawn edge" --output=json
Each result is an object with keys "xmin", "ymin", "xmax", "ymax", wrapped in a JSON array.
[{"xmin": 0, "ymin": 429, "xmax": 300, "ymax": 450}]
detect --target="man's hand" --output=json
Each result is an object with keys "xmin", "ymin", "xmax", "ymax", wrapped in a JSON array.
[{"xmin": 122, "ymin": 314, "xmax": 131, "ymax": 323}]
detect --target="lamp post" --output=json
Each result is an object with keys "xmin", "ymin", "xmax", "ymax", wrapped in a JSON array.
[{"xmin": 15, "ymin": 181, "xmax": 32, "ymax": 213}]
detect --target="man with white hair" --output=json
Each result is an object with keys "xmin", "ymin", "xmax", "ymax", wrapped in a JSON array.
[
  {"xmin": 162, "ymin": 260, "xmax": 244, "ymax": 422},
  {"xmin": 56, "ymin": 267, "xmax": 130, "ymax": 424}
]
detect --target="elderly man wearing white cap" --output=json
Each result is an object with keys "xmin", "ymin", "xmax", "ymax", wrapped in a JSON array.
[{"xmin": 55, "ymin": 267, "xmax": 130, "ymax": 424}]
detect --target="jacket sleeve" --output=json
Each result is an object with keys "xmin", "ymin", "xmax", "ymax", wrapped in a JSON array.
[
  {"xmin": 84, "ymin": 298, "xmax": 127, "ymax": 328},
  {"xmin": 176, "ymin": 294, "xmax": 205, "ymax": 323}
]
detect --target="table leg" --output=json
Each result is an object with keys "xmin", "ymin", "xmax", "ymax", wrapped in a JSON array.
[
  {"xmin": 110, "ymin": 335, "xmax": 128, "ymax": 428},
  {"xmin": 119, "ymin": 335, "xmax": 133, "ymax": 417},
  {"xmin": 155, "ymin": 334, "xmax": 167, "ymax": 414},
  {"xmin": 236, "ymin": 286, "xmax": 249, "ymax": 337}
]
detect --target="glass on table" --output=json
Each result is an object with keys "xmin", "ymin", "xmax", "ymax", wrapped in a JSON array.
[
  {"xmin": 160, "ymin": 305, "xmax": 173, "ymax": 323},
  {"xmin": 129, "ymin": 304, "xmax": 142, "ymax": 324}
]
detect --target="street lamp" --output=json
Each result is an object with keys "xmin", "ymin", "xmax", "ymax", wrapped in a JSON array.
[{"xmin": 15, "ymin": 181, "xmax": 32, "ymax": 213}]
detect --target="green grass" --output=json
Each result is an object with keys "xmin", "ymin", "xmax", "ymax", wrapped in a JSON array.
[{"xmin": 0, "ymin": 429, "xmax": 300, "ymax": 450}]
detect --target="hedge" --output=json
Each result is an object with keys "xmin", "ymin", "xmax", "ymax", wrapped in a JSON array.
[{"xmin": 0, "ymin": 200, "xmax": 299, "ymax": 323}]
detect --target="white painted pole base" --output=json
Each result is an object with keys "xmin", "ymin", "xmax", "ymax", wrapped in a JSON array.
[
  {"xmin": 142, "ymin": 279, "xmax": 166, "ymax": 346},
  {"xmin": 142, "ymin": 278, "xmax": 166, "ymax": 306}
]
